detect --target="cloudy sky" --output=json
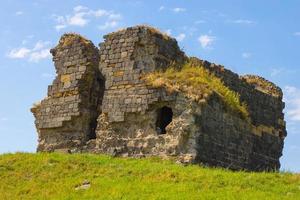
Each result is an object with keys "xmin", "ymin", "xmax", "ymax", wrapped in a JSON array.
[{"xmin": 0, "ymin": 0, "xmax": 299, "ymax": 172}]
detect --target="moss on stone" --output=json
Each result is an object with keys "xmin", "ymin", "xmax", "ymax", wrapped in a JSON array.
[
  {"xmin": 59, "ymin": 33, "xmax": 92, "ymax": 47},
  {"xmin": 144, "ymin": 62, "xmax": 249, "ymax": 120},
  {"xmin": 105, "ymin": 25, "xmax": 173, "ymax": 41},
  {"xmin": 139, "ymin": 25, "xmax": 173, "ymax": 40},
  {"xmin": 242, "ymin": 75, "xmax": 283, "ymax": 98}
]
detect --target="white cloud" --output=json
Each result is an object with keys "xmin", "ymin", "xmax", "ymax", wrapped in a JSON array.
[
  {"xmin": 7, "ymin": 41, "xmax": 51, "ymax": 62},
  {"xmin": 68, "ymin": 12, "xmax": 88, "ymax": 26},
  {"xmin": 294, "ymin": 32, "xmax": 300, "ymax": 36},
  {"xmin": 175, "ymin": 33, "xmax": 186, "ymax": 42},
  {"xmin": 195, "ymin": 20, "xmax": 206, "ymax": 24},
  {"xmin": 242, "ymin": 52, "xmax": 251, "ymax": 59},
  {"xmin": 164, "ymin": 29, "xmax": 172, "ymax": 36},
  {"xmin": 91, "ymin": 9, "xmax": 109, "ymax": 17},
  {"xmin": 285, "ymin": 86, "xmax": 297, "ymax": 94},
  {"xmin": 33, "ymin": 41, "xmax": 50, "ymax": 51},
  {"xmin": 0, "ymin": 117, "xmax": 8, "ymax": 121},
  {"xmin": 181, "ymin": 26, "xmax": 198, "ymax": 36},
  {"xmin": 99, "ymin": 21, "xmax": 118, "ymax": 30},
  {"xmin": 27, "ymin": 35, "xmax": 34, "ymax": 39},
  {"xmin": 108, "ymin": 13, "xmax": 122, "ymax": 20},
  {"xmin": 21, "ymin": 40, "xmax": 28, "ymax": 45},
  {"xmin": 159, "ymin": 6, "xmax": 165, "ymax": 11},
  {"xmin": 41, "ymin": 73, "xmax": 55, "ymax": 78},
  {"xmin": 284, "ymin": 86, "xmax": 300, "ymax": 121},
  {"xmin": 55, "ymin": 24, "xmax": 67, "ymax": 31},
  {"xmin": 53, "ymin": 6, "xmax": 122, "ymax": 31},
  {"xmin": 173, "ymin": 7, "xmax": 186, "ymax": 13},
  {"xmin": 15, "ymin": 11, "xmax": 23, "ymax": 16},
  {"xmin": 270, "ymin": 68, "xmax": 283, "ymax": 77},
  {"xmin": 7, "ymin": 48, "xmax": 31, "ymax": 58},
  {"xmin": 198, "ymin": 35, "xmax": 216, "ymax": 49},
  {"xmin": 29, "ymin": 49, "xmax": 51, "ymax": 62},
  {"xmin": 73, "ymin": 5, "xmax": 88, "ymax": 12},
  {"xmin": 218, "ymin": 12, "xmax": 228, "ymax": 18},
  {"xmin": 228, "ymin": 19, "xmax": 255, "ymax": 24}
]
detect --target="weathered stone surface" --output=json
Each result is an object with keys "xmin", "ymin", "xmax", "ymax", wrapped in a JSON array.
[
  {"xmin": 31, "ymin": 25, "xmax": 287, "ymax": 171},
  {"xmin": 31, "ymin": 33, "xmax": 105, "ymax": 151},
  {"xmin": 99, "ymin": 26, "xmax": 186, "ymax": 123}
]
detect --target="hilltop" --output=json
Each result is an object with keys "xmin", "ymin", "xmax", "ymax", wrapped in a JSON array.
[{"xmin": 0, "ymin": 153, "xmax": 299, "ymax": 199}]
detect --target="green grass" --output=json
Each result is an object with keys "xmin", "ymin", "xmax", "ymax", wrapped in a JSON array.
[
  {"xmin": 144, "ymin": 63, "xmax": 249, "ymax": 120},
  {"xmin": 0, "ymin": 153, "xmax": 299, "ymax": 200}
]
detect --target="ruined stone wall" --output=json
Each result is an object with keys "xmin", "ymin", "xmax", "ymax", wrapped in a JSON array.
[
  {"xmin": 93, "ymin": 26, "xmax": 187, "ymax": 154},
  {"xmin": 189, "ymin": 58, "xmax": 286, "ymax": 138},
  {"xmin": 98, "ymin": 26, "xmax": 186, "ymax": 122},
  {"xmin": 31, "ymin": 25, "xmax": 287, "ymax": 171},
  {"xmin": 195, "ymin": 94, "xmax": 283, "ymax": 171},
  {"xmin": 31, "ymin": 34, "xmax": 104, "ymax": 151}
]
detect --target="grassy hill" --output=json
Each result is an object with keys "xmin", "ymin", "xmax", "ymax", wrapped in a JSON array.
[{"xmin": 0, "ymin": 153, "xmax": 299, "ymax": 200}]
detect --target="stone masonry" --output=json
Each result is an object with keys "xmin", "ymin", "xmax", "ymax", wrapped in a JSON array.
[
  {"xmin": 31, "ymin": 34, "xmax": 104, "ymax": 151},
  {"xmin": 31, "ymin": 25, "xmax": 287, "ymax": 171}
]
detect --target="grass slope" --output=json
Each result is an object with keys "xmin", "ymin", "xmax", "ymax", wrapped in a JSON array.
[{"xmin": 0, "ymin": 153, "xmax": 299, "ymax": 200}]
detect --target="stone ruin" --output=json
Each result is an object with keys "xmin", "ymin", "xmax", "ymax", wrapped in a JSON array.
[{"xmin": 31, "ymin": 25, "xmax": 287, "ymax": 171}]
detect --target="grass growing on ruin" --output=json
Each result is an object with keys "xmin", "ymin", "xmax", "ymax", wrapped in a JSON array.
[
  {"xmin": 0, "ymin": 153, "xmax": 299, "ymax": 200},
  {"xmin": 242, "ymin": 75, "xmax": 283, "ymax": 98},
  {"xmin": 59, "ymin": 33, "xmax": 91, "ymax": 47},
  {"xmin": 144, "ymin": 63, "xmax": 249, "ymax": 119}
]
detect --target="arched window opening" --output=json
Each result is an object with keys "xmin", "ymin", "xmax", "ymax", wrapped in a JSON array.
[{"xmin": 155, "ymin": 106, "xmax": 173, "ymax": 134}]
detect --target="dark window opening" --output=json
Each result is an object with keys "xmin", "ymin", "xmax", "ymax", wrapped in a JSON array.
[
  {"xmin": 155, "ymin": 106, "xmax": 173, "ymax": 134},
  {"xmin": 88, "ymin": 120, "xmax": 97, "ymax": 140},
  {"xmin": 87, "ymin": 75, "xmax": 105, "ymax": 140}
]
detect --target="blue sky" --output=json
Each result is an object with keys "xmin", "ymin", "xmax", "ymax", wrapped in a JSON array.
[{"xmin": 0, "ymin": 0, "xmax": 299, "ymax": 172}]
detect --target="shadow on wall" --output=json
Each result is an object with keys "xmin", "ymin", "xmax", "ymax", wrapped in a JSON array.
[{"xmin": 155, "ymin": 106, "xmax": 173, "ymax": 134}]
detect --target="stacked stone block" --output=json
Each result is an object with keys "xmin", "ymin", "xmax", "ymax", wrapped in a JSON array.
[
  {"xmin": 31, "ymin": 34, "xmax": 104, "ymax": 151},
  {"xmin": 98, "ymin": 26, "xmax": 186, "ymax": 122},
  {"xmin": 189, "ymin": 57, "xmax": 286, "ymax": 138},
  {"xmin": 195, "ymin": 94, "xmax": 284, "ymax": 171},
  {"xmin": 31, "ymin": 25, "xmax": 287, "ymax": 171}
]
